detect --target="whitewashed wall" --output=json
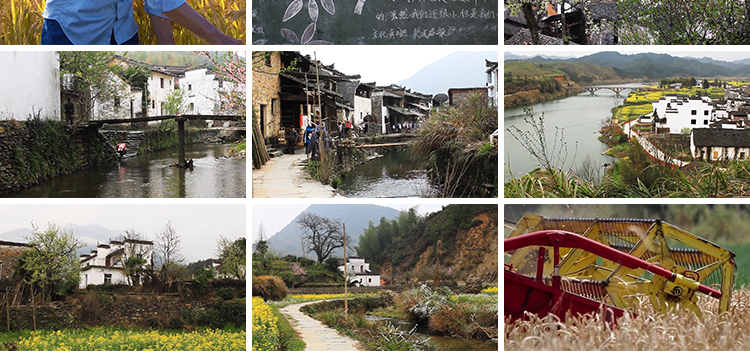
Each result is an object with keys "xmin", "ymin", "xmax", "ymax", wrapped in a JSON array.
[
  {"xmin": 147, "ymin": 71, "xmax": 175, "ymax": 116},
  {"xmin": 0, "ymin": 52, "xmax": 60, "ymax": 120}
]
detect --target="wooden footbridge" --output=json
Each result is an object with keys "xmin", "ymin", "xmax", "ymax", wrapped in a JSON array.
[{"xmin": 80, "ymin": 114, "xmax": 244, "ymax": 168}]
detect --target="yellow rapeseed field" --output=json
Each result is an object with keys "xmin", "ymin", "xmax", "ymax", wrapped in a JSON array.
[
  {"xmin": 252, "ymin": 296, "xmax": 278, "ymax": 351},
  {"xmin": 505, "ymin": 287, "xmax": 750, "ymax": 351},
  {"xmin": 17, "ymin": 328, "xmax": 245, "ymax": 351},
  {"xmin": 0, "ymin": 0, "xmax": 245, "ymax": 45}
]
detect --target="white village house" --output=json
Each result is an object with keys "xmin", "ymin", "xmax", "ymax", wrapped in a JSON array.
[
  {"xmin": 339, "ymin": 258, "xmax": 381, "ymax": 287},
  {"xmin": 91, "ymin": 73, "xmax": 144, "ymax": 121},
  {"xmin": 651, "ymin": 95, "xmax": 714, "ymax": 134},
  {"xmin": 181, "ymin": 67, "xmax": 242, "ymax": 117},
  {"xmin": 79, "ymin": 239, "xmax": 154, "ymax": 288}
]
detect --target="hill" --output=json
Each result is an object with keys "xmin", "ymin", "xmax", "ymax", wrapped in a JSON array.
[
  {"xmin": 267, "ymin": 205, "xmax": 401, "ymax": 257},
  {"xmin": 505, "ymin": 60, "xmax": 621, "ymax": 83},
  {"xmin": 573, "ymin": 52, "xmax": 735, "ymax": 79},
  {"xmin": 396, "ymin": 51, "xmax": 498, "ymax": 94},
  {"xmin": 356, "ymin": 204, "xmax": 498, "ymax": 284}
]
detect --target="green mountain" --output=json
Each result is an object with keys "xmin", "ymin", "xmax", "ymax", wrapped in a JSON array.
[
  {"xmin": 356, "ymin": 204, "xmax": 498, "ymax": 284},
  {"xmin": 508, "ymin": 52, "xmax": 740, "ymax": 79},
  {"xmin": 505, "ymin": 60, "xmax": 621, "ymax": 84}
]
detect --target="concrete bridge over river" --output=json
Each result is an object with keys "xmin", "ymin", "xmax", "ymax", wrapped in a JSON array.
[
  {"xmin": 80, "ymin": 114, "xmax": 244, "ymax": 168},
  {"xmin": 566, "ymin": 86, "xmax": 637, "ymax": 96}
]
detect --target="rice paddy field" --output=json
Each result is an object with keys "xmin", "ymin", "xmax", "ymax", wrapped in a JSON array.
[
  {"xmin": 0, "ymin": 0, "xmax": 245, "ymax": 45},
  {"xmin": 505, "ymin": 244, "xmax": 750, "ymax": 351}
]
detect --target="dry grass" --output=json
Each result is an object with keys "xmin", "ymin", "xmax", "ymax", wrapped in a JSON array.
[
  {"xmin": 0, "ymin": 0, "xmax": 244, "ymax": 45},
  {"xmin": 505, "ymin": 287, "xmax": 750, "ymax": 350}
]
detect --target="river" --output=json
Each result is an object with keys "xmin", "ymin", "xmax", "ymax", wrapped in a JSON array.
[
  {"xmin": 365, "ymin": 315, "xmax": 498, "ymax": 351},
  {"xmin": 5, "ymin": 144, "xmax": 246, "ymax": 198},
  {"xmin": 337, "ymin": 150, "xmax": 437, "ymax": 198},
  {"xmin": 504, "ymin": 83, "xmax": 646, "ymax": 182}
]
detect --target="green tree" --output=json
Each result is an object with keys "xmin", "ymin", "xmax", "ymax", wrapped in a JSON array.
[
  {"xmin": 20, "ymin": 223, "xmax": 83, "ymax": 301},
  {"xmin": 702, "ymin": 79, "xmax": 710, "ymax": 89},
  {"xmin": 119, "ymin": 228, "xmax": 152, "ymax": 287},
  {"xmin": 199, "ymin": 51, "xmax": 246, "ymax": 116},
  {"xmin": 216, "ymin": 236, "xmax": 246, "ymax": 279},
  {"xmin": 59, "ymin": 51, "xmax": 125, "ymax": 123},
  {"xmin": 618, "ymin": 0, "xmax": 750, "ymax": 45},
  {"xmin": 162, "ymin": 88, "xmax": 188, "ymax": 115},
  {"xmin": 121, "ymin": 65, "xmax": 151, "ymax": 113}
]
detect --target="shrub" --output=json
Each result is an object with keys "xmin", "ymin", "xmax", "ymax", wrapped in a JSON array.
[
  {"xmin": 252, "ymin": 276, "xmax": 289, "ymax": 301},
  {"xmin": 198, "ymin": 298, "xmax": 246, "ymax": 329},
  {"xmin": 215, "ymin": 287, "xmax": 238, "ymax": 300}
]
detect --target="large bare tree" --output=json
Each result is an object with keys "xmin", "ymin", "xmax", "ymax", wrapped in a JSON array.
[
  {"xmin": 296, "ymin": 212, "xmax": 351, "ymax": 263},
  {"xmin": 155, "ymin": 220, "xmax": 184, "ymax": 282}
]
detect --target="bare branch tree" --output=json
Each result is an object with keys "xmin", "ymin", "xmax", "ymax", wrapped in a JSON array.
[
  {"xmin": 155, "ymin": 220, "xmax": 184, "ymax": 271},
  {"xmin": 296, "ymin": 212, "xmax": 351, "ymax": 263}
]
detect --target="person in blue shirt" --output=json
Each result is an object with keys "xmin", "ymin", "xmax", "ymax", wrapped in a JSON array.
[{"xmin": 41, "ymin": 0, "xmax": 242, "ymax": 45}]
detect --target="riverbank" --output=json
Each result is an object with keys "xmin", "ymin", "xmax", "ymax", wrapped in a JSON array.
[
  {"xmin": 299, "ymin": 288, "xmax": 498, "ymax": 351},
  {"xmin": 0, "ymin": 119, "xmax": 117, "ymax": 196},
  {"xmin": 252, "ymin": 150, "xmax": 340, "ymax": 198}
]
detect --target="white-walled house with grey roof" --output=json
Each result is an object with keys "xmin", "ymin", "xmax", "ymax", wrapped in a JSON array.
[{"xmin": 79, "ymin": 239, "xmax": 154, "ymax": 288}]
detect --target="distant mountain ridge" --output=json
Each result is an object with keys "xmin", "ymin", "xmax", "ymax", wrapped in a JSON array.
[
  {"xmin": 396, "ymin": 51, "xmax": 498, "ymax": 95},
  {"xmin": 0, "ymin": 223, "xmax": 123, "ymax": 256},
  {"xmin": 267, "ymin": 205, "xmax": 401, "ymax": 257},
  {"xmin": 506, "ymin": 51, "xmax": 750, "ymax": 79}
]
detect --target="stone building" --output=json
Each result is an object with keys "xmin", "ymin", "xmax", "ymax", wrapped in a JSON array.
[
  {"xmin": 0, "ymin": 241, "xmax": 32, "ymax": 282},
  {"xmin": 691, "ymin": 128, "xmax": 750, "ymax": 161},
  {"xmin": 252, "ymin": 52, "xmax": 282, "ymax": 142}
]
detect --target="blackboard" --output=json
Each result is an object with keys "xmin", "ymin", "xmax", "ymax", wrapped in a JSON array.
[{"xmin": 251, "ymin": 0, "xmax": 498, "ymax": 45}]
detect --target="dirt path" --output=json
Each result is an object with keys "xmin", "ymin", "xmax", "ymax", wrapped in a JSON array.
[
  {"xmin": 252, "ymin": 150, "xmax": 341, "ymax": 198},
  {"xmin": 279, "ymin": 301, "xmax": 362, "ymax": 351}
]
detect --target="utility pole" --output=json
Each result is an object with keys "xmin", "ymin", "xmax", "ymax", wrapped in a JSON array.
[
  {"xmin": 343, "ymin": 222, "xmax": 348, "ymax": 318},
  {"xmin": 314, "ymin": 52, "xmax": 325, "ymax": 160}
]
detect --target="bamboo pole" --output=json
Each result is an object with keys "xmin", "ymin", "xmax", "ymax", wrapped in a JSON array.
[
  {"xmin": 343, "ymin": 222, "xmax": 348, "ymax": 319},
  {"xmin": 5, "ymin": 287, "xmax": 9, "ymax": 331}
]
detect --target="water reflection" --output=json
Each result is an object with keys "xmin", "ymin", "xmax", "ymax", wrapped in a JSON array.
[
  {"xmin": 6, "ymin": 144, "xmax": 246, "ymax": 198},
  {"xmin": 337, "ymin": 149, "xmax": 436, "ymax": 198}
]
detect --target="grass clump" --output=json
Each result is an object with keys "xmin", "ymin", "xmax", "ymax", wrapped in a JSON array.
[{"xmin": 252, "ymin": 276, "xmax": 289, "ymax": 301}]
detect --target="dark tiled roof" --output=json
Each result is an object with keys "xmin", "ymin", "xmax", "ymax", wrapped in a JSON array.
[{"xmin": 693, "ymin": 128, "xmax": 750, "ymax": 147}]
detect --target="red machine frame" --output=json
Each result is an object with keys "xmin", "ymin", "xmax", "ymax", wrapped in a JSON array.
[{"xmin": 505, "ymin": 230, "xmax": 723, "ymax": 322}]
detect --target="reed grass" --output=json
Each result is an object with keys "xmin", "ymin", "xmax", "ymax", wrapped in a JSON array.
[{"xmin": 0, "ymin": 0, "xmax": 244, "ymax": 45}]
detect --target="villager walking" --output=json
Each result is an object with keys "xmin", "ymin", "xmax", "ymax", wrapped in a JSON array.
[{"xmin": 64, "ymin": 97, "xmax": 74, "ymax": 125}]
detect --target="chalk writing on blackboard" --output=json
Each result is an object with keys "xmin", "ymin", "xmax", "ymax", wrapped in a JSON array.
[{"xmin": 252, "ymin": 0, "xmax": 498, "ymax": 45}]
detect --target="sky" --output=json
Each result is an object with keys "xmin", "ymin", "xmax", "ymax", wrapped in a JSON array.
[
  {"xmin": 0, "ymin": 204, "xmax": 246, "ymax": 263},
  {"xmin": 505, "ymin": 47, "xmax": 750, "ymax": 62},
  {"xmin": 298, "ymin": 48, "xmax": 486, "ymax": 84},
  {"xmin": 251, "ymin": 203, "xmax": 446, "ymax": 242}
]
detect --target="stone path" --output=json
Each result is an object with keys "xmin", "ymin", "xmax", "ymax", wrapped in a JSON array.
[
  {"xmin": 252, "ymin": 149, "xmax": 341, "ymax": 198},
  {"xmin": 279, "ymin": 301, "xmax": 362, "ymax": 351}
]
